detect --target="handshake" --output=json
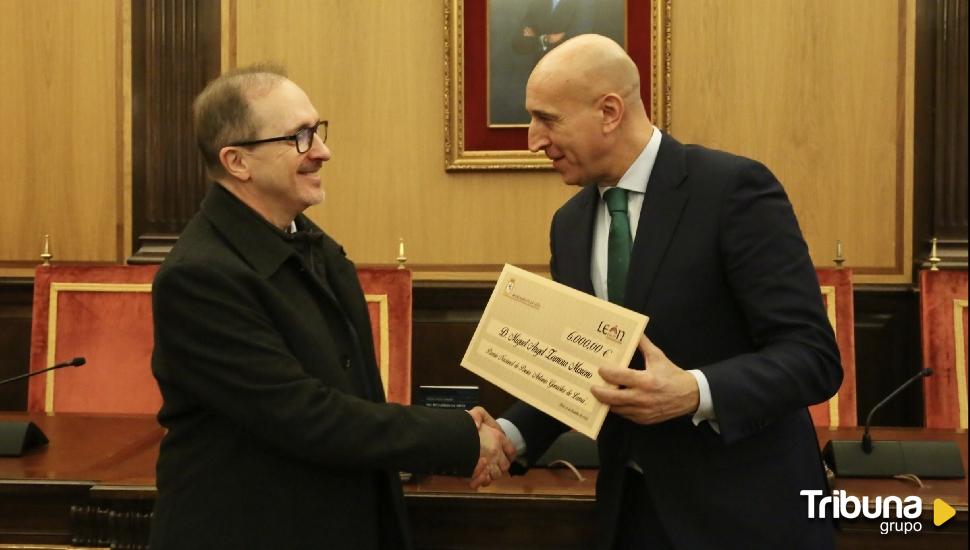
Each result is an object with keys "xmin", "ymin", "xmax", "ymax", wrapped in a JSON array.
[{"xmin": 466, "ymin": 406, "xmax": 518, "ymax": 489}]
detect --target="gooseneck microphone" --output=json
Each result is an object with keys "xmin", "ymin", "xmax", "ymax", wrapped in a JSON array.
[
  {"xmin": 823, "ymin": 366, "xmax": 964, "ymax": 478},
  {"xmin": 861, "ymin": 368, "xmax": 932, "ymax": 453},
  {"xmin": 1, "ymin": 357, "xmax": 85, "ymax": 456},
  {"xmin": 0, "ymin": 357, "xmax": 86, "ymax": 387}
]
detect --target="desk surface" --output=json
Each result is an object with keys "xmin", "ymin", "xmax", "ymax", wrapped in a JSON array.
[
  {"xmin": 0, "ymin": 412, "xmax": 598, "ymax": 498},
  {"xmin": 1, "ymin": 412, "xmax": 162, "ymax": 486},
  {"xmin": 1, "ymin": 413, "xmax": 967, "ymax": 502},
  {"xmin": 1, "ymin": 412, "xmax": 967, "ymax": 550}
]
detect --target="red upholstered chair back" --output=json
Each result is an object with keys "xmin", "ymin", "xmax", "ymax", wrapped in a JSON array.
[
  {"xmin": 808, "ymin": 268, "xmax": 857, "ymax": 428},
  {"xmin": 28, "ymin": 265, "xmax": 413, "ymax": 412},
  {"xmin": 356, "ymin": 268, "xmax": 412, "ymax": 405},
  {"xmin": 28, "ymin": 265, "xmax": 162, "ymax": 414},
  {"xmin": 919, "ymin": 270, "xmax": 968, "ymax": 429}
]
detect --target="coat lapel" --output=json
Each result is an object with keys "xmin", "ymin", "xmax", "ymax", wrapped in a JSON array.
[
  {"xmin": 305, "ymin": 221, "xmax": 387, "ymax": 403},
  {"xmin": 625, "ymin": 134, "xmax": 689, "ymax": 311},
  {"xmin": 202, "ymin": 185, "xmax": 383, "ymax": 401}
]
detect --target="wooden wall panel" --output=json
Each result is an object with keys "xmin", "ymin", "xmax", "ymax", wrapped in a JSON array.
[
  {"xmin": 0, "ymin": 2, "xmax": 926, "ymax": 284},
  {"xmin": 225, "ymin": 0, "xmax": 917, "ymax": 283},
  {"xmin": 0, "ymin": 0, "xmax": 130, "ymax": 277},
  {"xmin": 0, "ymin": 281, "xmax": 33, "ymax": 411},
  {"xmin": 410, "ymin": 282, "xmax": 925, "ymax": 426},
  {"xmin": 228, "ymin": 0, "xmax": 575, "ymax": 275},
  {"xmin": 670, "ymin": 0, "xmax": 915, "ymax": 283}
]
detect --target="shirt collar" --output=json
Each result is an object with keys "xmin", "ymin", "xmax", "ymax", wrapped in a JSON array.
[{"xmin": 597, "ymin": 126, "xmax": 662, "ymax": 197}]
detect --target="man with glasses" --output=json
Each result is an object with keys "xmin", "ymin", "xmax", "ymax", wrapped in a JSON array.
[{"xmin": 149, "ymin": 64, "xmax": 512, "ymax": 549}]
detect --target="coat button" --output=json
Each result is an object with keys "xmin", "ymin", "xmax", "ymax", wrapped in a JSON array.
[{"xmin": 342, "ymin": 355, "xmax": 351, "ymax": 370}]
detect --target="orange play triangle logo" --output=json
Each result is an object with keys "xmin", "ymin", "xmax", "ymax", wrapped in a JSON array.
[{"xmin": 934, "ymin": 499, "xmax": 956, "ymax": 526}]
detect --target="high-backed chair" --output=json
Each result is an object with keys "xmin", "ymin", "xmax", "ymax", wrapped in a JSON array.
[
  {"xmin": 920, "ymin": 269, "xmax": 968, "ymax": 429},
  {"xmin": 27, "ymin": 265, "xmax": 413, "ymax": 412},
  {"xmin": 809, "ymin": 268, "xmax": 857, "ymax": 428},
  {"xmin": 357, "ymin": 268, "xmax": 413, "ymax": 405},
  {"xmin": 27, "ymin": 265, "xmax": 162, "ymax": 414}
]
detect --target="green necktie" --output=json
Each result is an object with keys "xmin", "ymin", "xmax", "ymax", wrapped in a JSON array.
[{"xmin": 604, "ymin": 187, "xmax": 632, "ymax": 305}]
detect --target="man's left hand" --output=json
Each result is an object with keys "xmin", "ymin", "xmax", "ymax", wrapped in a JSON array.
[{"xmin": 590, "ymin": 334, "xmax": 699, "ymax": 425}]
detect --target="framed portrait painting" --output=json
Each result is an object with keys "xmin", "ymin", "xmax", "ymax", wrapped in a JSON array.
[{"xmin": 445, "ymin": 0, "xmax": 670, "ymax": 170}]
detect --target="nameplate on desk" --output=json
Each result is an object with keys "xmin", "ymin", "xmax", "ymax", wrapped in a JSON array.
[
  {"xmin": 417, "ymin": 385, "xmax": 479, "ymax": 410},
  {"xmin": 461, "ymin": 264, "xmax": 648, "ymax": 439}
]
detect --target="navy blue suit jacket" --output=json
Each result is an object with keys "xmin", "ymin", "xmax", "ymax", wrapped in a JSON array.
[{"xmin": 505, "ymin": 133, "xmax": 841, "ymax": 549}]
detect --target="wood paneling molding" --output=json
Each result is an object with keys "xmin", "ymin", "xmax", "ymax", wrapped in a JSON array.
[
  {"xmin": 935, "ymin": 0, "xmax": 968, "ymax": 240},
  {"xmin": 915, "ymin": 0, "xmax": 968, "ymax": 270},
  {"xmin": 130, "ymin": 0, "xmax": 221, "ymax": 263}
]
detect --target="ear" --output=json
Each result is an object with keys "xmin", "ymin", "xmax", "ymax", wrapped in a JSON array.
[
  {"xmin": 219, "ymin": 146, "xmax": 252, "ymax": 181},
  {"xmin": 599, "ymin": 93, "xmax": 625, "ymax": 134}
]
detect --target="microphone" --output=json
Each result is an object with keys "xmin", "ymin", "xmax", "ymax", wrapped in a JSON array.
[
  {"xmin": 861, "ymin": 368, "xmax": 932, "ymax": 453},
  {"xmin": 0, "ymin": 357, "xmax": 85, "ymax": 457},
  {"xmin": 822, "ymin": 367, "xmax": 964, "ymax": 478},
  {"xmin": 0, "ymin": 357, "xmax": 86, "ymax": 387}
]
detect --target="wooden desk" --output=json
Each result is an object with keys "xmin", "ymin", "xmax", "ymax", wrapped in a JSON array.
[
  {"xmin": 0, "ymin": 413, "xmax": 161, "ymax": 548},
  {"xmin": 0, "ymin": 412, "xmax": 594, "ymax": 549},
  {"xmin": 405, "ymin": 469, "xmax": 595, "ymax": 549},
  {"xmin": 1, "ymin": 413, "xmax": 966, "ymax": 549}
]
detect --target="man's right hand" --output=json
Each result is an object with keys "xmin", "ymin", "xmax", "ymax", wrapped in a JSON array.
[
  {"xmin": 468, "ymin": 411, "xmax": 513, "ymax": 489},
  {"xmin": 467, "ymin": 406, "xmax": 517, "ymax": 461}
]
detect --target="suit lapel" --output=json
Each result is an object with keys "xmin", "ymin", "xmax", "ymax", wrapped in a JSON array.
[
  {"xmin": 557, "ymin": 186, "xmax": 597, "ymax": 294},
  {"xmin": 625, "ymin": 134, "xmax": 689, "ymax": 311}
]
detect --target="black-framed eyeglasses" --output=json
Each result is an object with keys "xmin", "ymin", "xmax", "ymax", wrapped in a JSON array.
[{"xmin": 228, "ymin": 120, "xmax": 328, "ymax": 154}]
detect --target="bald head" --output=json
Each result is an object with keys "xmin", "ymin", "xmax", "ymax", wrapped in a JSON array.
[
  {"xmin": 525, "ymin": 34, "xmax": 653, "ymax": 187},
  {"xmin": 530, "ymin": 34, "xmax": 643, "ymax": 110}
]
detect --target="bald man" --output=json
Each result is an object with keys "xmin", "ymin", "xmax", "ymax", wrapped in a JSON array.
[{"xmin": 497, "ymin": 35, "xmax": 841, "ymax": 549}]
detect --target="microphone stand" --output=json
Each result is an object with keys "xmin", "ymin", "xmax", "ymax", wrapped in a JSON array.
[{"xmin": 861, "ymin": 369, "xmax": 932, "ymax": 453}]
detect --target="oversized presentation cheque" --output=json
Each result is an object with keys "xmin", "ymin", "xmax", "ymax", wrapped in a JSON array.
[{"xmin": 461, "ymin": 264, "xmax": 648, "ymax": 438}]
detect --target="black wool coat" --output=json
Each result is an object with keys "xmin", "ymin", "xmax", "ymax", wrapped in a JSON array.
[{"xmin": 150, "ymin": 184, "xmax": 479, "ymax": 550}]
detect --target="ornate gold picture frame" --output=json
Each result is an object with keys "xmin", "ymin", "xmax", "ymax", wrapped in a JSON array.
[{"xmin": 444, "ymin": 0, "xmax": 671, "ymax": 170}]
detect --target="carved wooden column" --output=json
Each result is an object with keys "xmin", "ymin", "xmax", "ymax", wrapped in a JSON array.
[
  {"xmin": 914, "ymin": 0, "xmax": 969, "ymax": 271},
  {"xmin": 130, "ymin": 0, "xmax": 221, "ymax": 263}
]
